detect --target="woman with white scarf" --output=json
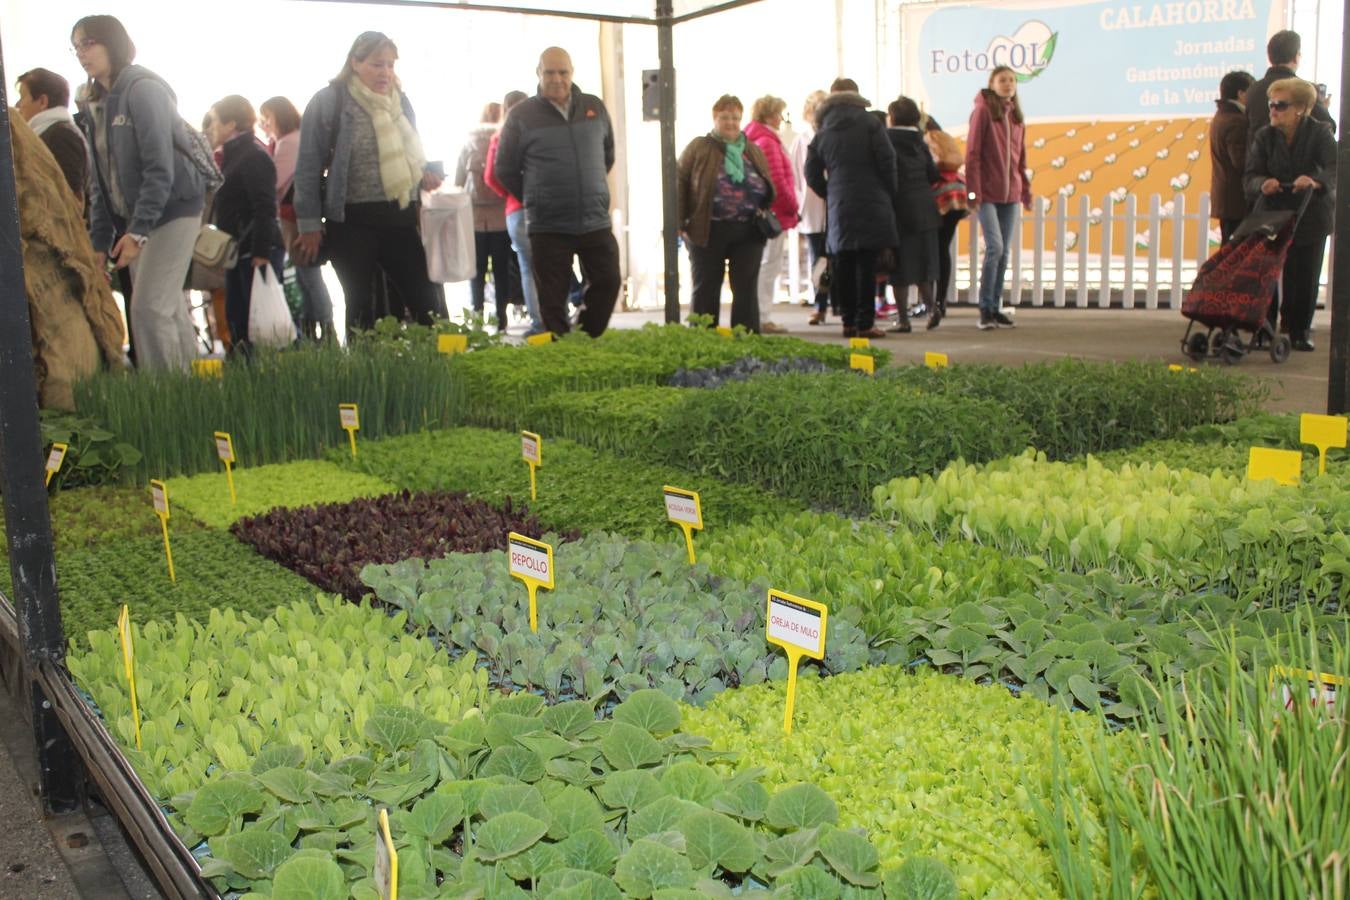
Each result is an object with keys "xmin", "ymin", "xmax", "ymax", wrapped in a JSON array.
[{"xmin": 292, "ymin": 32, "xmax": 443, "ymax": 331}]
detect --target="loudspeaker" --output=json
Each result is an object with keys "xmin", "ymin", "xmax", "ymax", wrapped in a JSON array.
[{"xmin": 642, "ymin": 69, "xmax": 661, "ymax": 121}]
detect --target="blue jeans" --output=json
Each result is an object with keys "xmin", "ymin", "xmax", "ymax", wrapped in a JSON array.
[
  {"xmin": 506, "ymin": 209, "xmax": 543, "ymax": 333},
  {"xmin": 977, "ymin": 202, "xmax": 1019, "ymax": 313}
]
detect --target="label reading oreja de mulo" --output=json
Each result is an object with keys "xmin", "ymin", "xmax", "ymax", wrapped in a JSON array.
[
  {"xmin": 508, "ymin": 533, "xmax": 554, "ymax": 589},
  {"xmin": 663, "ymin": 486, "xmax": 703, "ymax": 530},
  {"xmin": 521, "ymin": 431, "xmax": 542, "ymax": 467},
  {"xmin": 766, "ymin": 590, "xmax": 828, "ymax": 660}
]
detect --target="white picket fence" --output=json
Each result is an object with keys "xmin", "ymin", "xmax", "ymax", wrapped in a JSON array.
[{"xmin": 777, "ymin": 190, "xmax": 1329, "ymax": 309}]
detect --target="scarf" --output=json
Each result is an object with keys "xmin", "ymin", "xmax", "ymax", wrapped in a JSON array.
[
  {"xmin": 720, "ymin": 132, "xmax": 747, "ymax": 184},
  {"xmin": 28, "ymin": 106, "xmax": 78, "ymax": 138},
  {"xmin": 346, "ymin": 76, "xmax": 427, "ymax": 208}
]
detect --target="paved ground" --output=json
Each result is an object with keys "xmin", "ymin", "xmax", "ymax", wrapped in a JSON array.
[{"xmin": 0, "ymin": 300, "xmax": 1334, "ymax": 899}]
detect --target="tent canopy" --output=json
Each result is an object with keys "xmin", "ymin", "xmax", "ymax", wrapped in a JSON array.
[{"xmin": 302, "ymin": 0, "xmax": 762, "ymax": 25}]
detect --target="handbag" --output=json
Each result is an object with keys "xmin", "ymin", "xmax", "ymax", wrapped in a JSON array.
[
  {"xmin": 248, "ymin": 266, "xmax": 296, "ymax": 347},
  {"xmin": 420, "ymin": 190, "xmax": 476, "ymax": 283},
  {"xmin": 754, "ymin": 208, "xmax": 783, "ymax": 240},
  {"xmin": 192, "ymin": 224, "xmax": 238, "ymax": 270}
]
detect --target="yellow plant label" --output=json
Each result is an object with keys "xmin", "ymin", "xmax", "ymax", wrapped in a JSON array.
[
  {"xmin": 526, "ymin": 332, "xmax": 554, "ymax": 346},
  {"xmin": 663, "ymin": 486, "xmax": 703, "ymax": 565},
  {"xmin": 848, "ymin": 337, "xmax": 871, "ymax": 350},
  {"xmin": 1270, "ymin": 666, "xmax": 1341, "ymax": 713},
  {"xmin": 508, "ymin": 532, "xmax": 554, "ymax": 632},
  {"xmin": 925, "ymin": 352, "xmax": 950, "ymax": 369},
  {"xmin": 1167, "ymin": 364, "xmax": 1198, "ymax": 373},
  {"xmin": 521, "ymin": 431, "xmax": 542, "ymax": 467},
  {"xmin": 1246, "ymin": 447, "xmax": 1302, "ymax": 486},
  {"xmin": 213, "ymin": 431, "xmax": 236, "ymax": 464},
  {"xmin": 437, "ymin": 333, "xmax": 468, "ymax": 354},
  {"xmin": 715, "ymin": 326, "xmax": 733, "ymax": 338},
  {"xmin": 849, "ymin": 353, "xmax": 875, "ymax": 375},
  {"xmin": 339, "ymin": 403, "xmax": 360, "ymax": 431},
  {"xmin": 117, "ymin": 604, "xmax": 142, "ymax": 749},
  {"xmin": 766, "ymin": 590, "xmax": 829, "ymax": 735},
  {"xmin": 374, "ymin": 807, "xmax": 398, "ymax": 900},
  {"xmin": 191, "ymin": 359, "xmax": 223, "ymax": 378},
  {"xmin": 150, "ymin": 480, "xmax": 170, "ymax": 519},
  {"xmin": 44, "ymin": 442, "xmax": 68, "ymax": 487},
  {"xmin": 1300, "ymin": 413, "xmax": 1347, "ymax": 475}
]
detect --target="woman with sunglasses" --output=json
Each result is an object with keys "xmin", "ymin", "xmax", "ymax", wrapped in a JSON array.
[
  {"xmin": 71, "ymin": 14, "xmax": 205, "ymax": 371},
  {"xmin": 1244, "ymin": 77, "xmax": 1335, "ymax": 351}
]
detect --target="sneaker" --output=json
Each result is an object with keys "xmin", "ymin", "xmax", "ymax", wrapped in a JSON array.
[
  {"xmin": 993, "ymin": 311, "xmax": 1016, "ymax": 328},
  {"xmin": 761, "ymin": 321, "xmax": 788, "ymax": 334},
  {"xmin": 977, "ymin": 312, "xmax": 995, "ymax": 330}
]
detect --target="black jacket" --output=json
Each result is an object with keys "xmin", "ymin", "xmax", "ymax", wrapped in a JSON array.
[
  {"xmin": 1244, "ymin": 117, "xmax": 1336, "ymax": 245},
  {"xmin": 214, "ymin": 132, "xmax": 278, "ymax": 259},
  {"xmin": 804, "ymin": 92, "xmax": 897, "ymax": 253},
  {"xmin": 886, "ymin": 128, "xmax": 940, "ymax": 235},
  {"xmin": 39, "ymin": 120, "xmax": 88, "ymax": 204},
  {"xmin": 1247, "ymin": 65, "xmax": 1335, "ymax": 138},
  {"xmin": 494, "ymin": 84, "xmax": 614, "ymax": 235}
]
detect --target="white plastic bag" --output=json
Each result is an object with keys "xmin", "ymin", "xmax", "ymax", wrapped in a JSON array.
[
  {"xmin": 248, "ymin": 266, "xmax": 296, "ymax": 347},
  {"xmin": 420, "ymin": 190, "xmax": 476, "ymax": 283}
]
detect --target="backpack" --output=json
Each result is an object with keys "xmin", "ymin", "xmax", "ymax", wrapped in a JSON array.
[{"xmin": 175, "ymin": 117, "xmax": 224, "ymax": 192}]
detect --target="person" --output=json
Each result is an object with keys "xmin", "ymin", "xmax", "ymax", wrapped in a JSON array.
[
  {"xmin": 205, "ymin": 95, "xmax": 282, "ymax": 356},
  {"xmin": 1209, "ymin": 71, "xmax": 1254, "ymax": 244},
  {"xmin": 10, "ymin": 114, "xmax": 125, "ymax": 409},
  {"xmin": 966, "ymin": 65, "xmax": 1031, "ymax": 330},
  {"xmin": 293, "ymin": 31, "xmax": 444, "ymax": 332},
  {"xmin": 14, "ymin": 68, "xmax": 87, "ymax": 205},
  {"xmin": 744, "ymin": 95, "xmax": 798, "ymax": 333},
  {"xmin": 883, "ymin": 97, "xmax": 941, "ymax": 333},
  {"xmin": 73, "ymin": 14, "xmax": 205, "ymax": 371},
  {"xmin": 791, "ymin": 90, "xmax": 831, "ymax": 325},
  {"xmin": 1247, "ymin": 30, "xmax": 1334, "ymax": 138},
  {"xmin": 261, "ymin": 96, "xmax": 334, "ymax": 343},
  {"xmin": 485, "ymin": 90, "xmax": 545, "ymax": 335},
  {"xmin": 494, "ymin": 47, "xmax": 621, "ymax": 337},
  {"xmin": 804, "ymin": 78, "xmax": 897, "ymax": 339},
  {"xmin": 677, "ymin": 94, "xmax": 776, "ymax": 331},
  {"xmin": 1244, "ymin": 77, "xmax": 1336, "ymax": 352},
  {"xmin": 923, "ymin": 114, "xmax": 968, "ymax": 321},
  {"xmin": 456, "ymin": 101, "xmax": 513, "ymax": 330}
]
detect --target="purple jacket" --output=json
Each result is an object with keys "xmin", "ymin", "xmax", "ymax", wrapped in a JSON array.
[{"xmin": 965, "ymin": 90, "xmax": 1031, "ymax": 206}]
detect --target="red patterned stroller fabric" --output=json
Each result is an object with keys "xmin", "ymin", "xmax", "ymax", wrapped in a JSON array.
[{"xmin": 1182, "ymin": 212, "xmax": 1298, "ymax": 331}]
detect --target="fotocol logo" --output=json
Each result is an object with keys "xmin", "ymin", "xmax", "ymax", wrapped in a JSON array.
[{"xmin": 929, "ymin": 20, "xmax": 1058, "ymax": 82}]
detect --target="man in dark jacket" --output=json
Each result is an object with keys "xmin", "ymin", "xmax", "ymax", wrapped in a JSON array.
[
  {"xmin": 494, "ymin": 47, "xmax": 620, "ymax": 337},
  {"xmin": 1247, "ymin": 30, "xmax": 1335, "ymax": 138},
  {"xmin": 14, "ymin": 67, "xmax": 87, "ymax": 205},
  {"xmin": 1210, "ymin": 70, "xmax": 1254, "ymax": 242},
  {"xmin": 804, "ymin": 79, "xmax": 897, "ymax": 338}
]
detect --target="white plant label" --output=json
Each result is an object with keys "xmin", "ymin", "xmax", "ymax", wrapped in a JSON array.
[
  {"xmin": 663, "ymin": 488, "xmax": 703, "ymax": 529},
  {"xmin": 767, "ymin": 592, "xmax": 826, "ymax": 658},
  {"xmin": 521, "ymin": 432, "xmax": 541, "ymax": 466},
  {"xmin": 509, "ymin": 535, "xmax": 554, "ymax": 588}
]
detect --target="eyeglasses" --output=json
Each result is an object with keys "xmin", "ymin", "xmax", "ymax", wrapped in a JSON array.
[
  {"xmin": 70, "ymin": 37, "xmax": 99, "ymax": 55},
  {"xmin": 1268, "ymin": 99, "xmax": 1293, "ymax": 111}
]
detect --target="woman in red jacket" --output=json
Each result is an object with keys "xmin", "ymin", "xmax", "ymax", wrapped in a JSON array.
[
  {"xmin": 744, "ymin": 95, "xmax": 799, "ymax": 333},
  {"xmin": 966, "ymin": 65, "xmax": 1031, "ymax": 330}
]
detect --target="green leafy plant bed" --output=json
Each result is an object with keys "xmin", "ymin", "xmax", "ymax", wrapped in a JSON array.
[
  {"xmin": 685, "ymin": 664, "xmax": 1109, "ymax": 899},
  {"xmin": 886, "ymin": 359, "xmax": 1260, "ymax": 460},
  {"xmin": 167, "ymin": 459, "xmax": 397, "ymax": 529},
  {"xmin": 329, "ymin": 428, "xmax": 800, "ymax": 539},
  {"xmin": 524, "ymin": 386, "xmax": 688, "ymax": 459},
  {"xmin": 70, "ymin": 598, "xmax": 888, "ymax": 898},
  {"xmin": 55, "ymin": 529, "xmax": 316, "ymax": 649},
  {"xmin": 39, "ymin": 409, "xmax": 143, "ymax": 489},
  {"xmin": 875, "ymin": 450, "xmax": 1350, "ymax": 604},
  {"xmin": 231, "ymin": 491, "xmax": 563, "ymax": 602},
  {"xmin": 361, "ymin": 533, "xmax": 872, "ymax": 706},
  {"xmin": 646, "ymin": 372, "xmax": 1030, "ymax": 513},
  {"xmin": 73, "ymin": 342, "xmax": 464, "ymax": 483},
  {"xmin": 448, "ymin": 323, "xmax": 884, "ymax": 431}
]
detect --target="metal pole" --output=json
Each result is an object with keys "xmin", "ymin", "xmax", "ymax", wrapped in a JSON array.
[
  {"xmin": 1327, "ymin": 0, "xmax": 1350, "ymax": 413},
  {"xmin": 0, "ymin": 43, "xmax": 83, "ymax": 813},
  {"xmin": 657, "ymin": 0, "xmax": 680, "ymax": 323}
]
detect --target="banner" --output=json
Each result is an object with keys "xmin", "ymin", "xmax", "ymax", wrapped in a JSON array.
[{"xmin": 900, "ymin": 0, "xmax": 1286, "ymax": 123}]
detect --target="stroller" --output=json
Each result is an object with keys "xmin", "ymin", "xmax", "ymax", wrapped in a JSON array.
[{"xmin": 1180, "ymin": 186, "xmax": 1313, "ymax": 365}]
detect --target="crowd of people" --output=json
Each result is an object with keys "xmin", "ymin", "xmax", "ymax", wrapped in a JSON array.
[
  {"xmin": 1207, "ymin": 29, "xmax": 1336, "ymax": 352},
  {"xmin": 7, "ymin": 15, "xmax": 1338, "ymax": 401}
]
